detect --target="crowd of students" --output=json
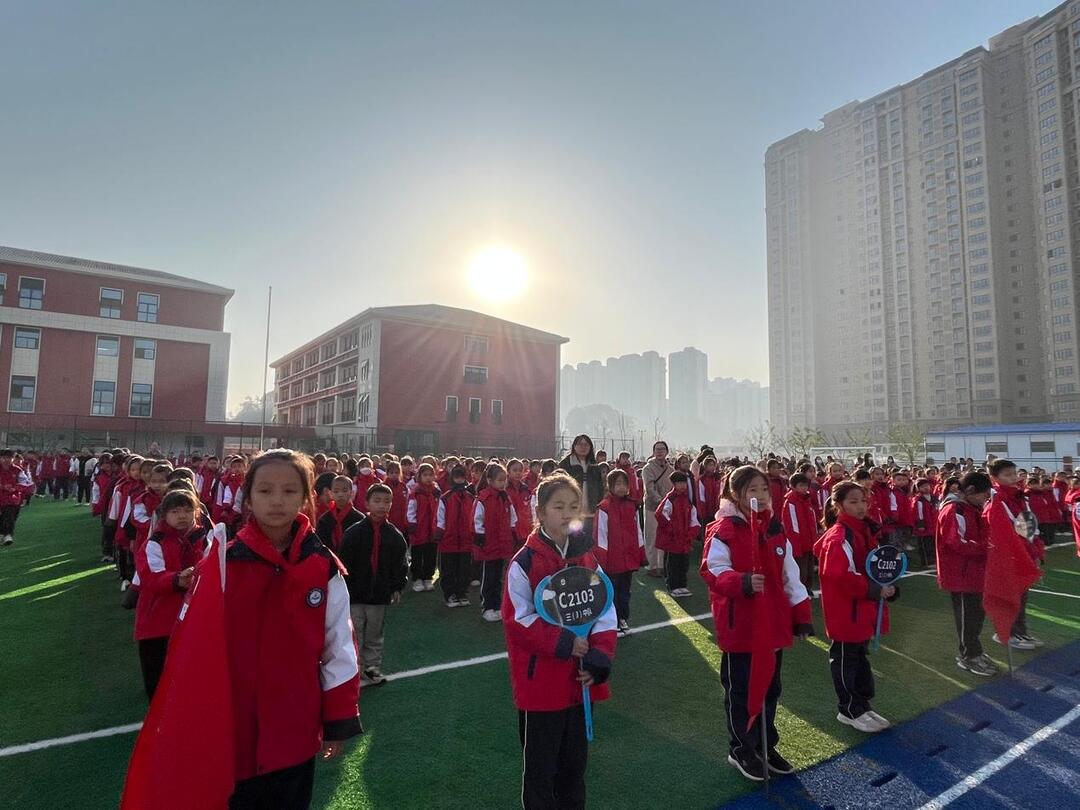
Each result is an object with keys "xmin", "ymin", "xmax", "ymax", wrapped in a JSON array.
[{"xmin": 0, "ymin": 436, "xmax": 1075, "ymax": 808}]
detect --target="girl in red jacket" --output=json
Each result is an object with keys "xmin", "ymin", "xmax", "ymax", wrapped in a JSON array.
[
  {"xmin": 502, "ymin": 472, "xmax": 617, "ymax": 809},
  {"xmin": 595, "ymin": 468, "xmax": 646, "ymax": 635},
  {"xmin": 406, "ymin": 463, "xmax": 440, "ymax": 592},
  {"xmin": 0, "ymin": 449, "xmax": 32, "ymax": 546},
  {"xmin": 656, "ymin": 471, "xmax": 700, "ymax": 598},
  {"xmin": 474, "ymin": 462, "xmax": 518, "ymax": 622},
  {"xmin": 696, "ymin": 456, "xmax": 723, "ymax": 526},
  {"xmin": 1028, "ymin": 475, "xmax": 1064, "ymax": 546},
  {"xmin": 435, "ymin": 465, "xmax": 475, "ymax": 608},
  {"xmin": 815, "ymin": 482, "xmax": 898, "ymax": 734},
  {"xmin": 132, "ymin": 463, "xmax": 172, "ymax": 551},
  {"xmin": 506, "ymin": 459, "xmax": 534, "ymax": 547},
  {"xmin": 911, "ymin": 478, "xmax": 938, "ymax": 569},
  {"xmin": 700, "ymin": 465, "xmax": 812, "ymax": 782},
  {"xmin": 133, "ymin": 488, "xmax": 207, "ymax": 699},
  {"xmin": 215, "ymin": 450, "xmax": 361, "ymax": 807},
  {"xmin": 781, "ymin": 473, "xmax": 817, "ymax": 592},
  {"xmin": 383, "ymin": 461, "xmax": 409, "ymax": 536}
]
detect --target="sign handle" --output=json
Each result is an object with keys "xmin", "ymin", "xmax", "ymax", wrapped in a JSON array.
[
  {"xmin": 582, "ymin": 679, "xmax": 594, "ymax": 742},
  {"xmin": 871, "ymin": 597, "xmax": 885, "ymax": 652},
  {"xmin": 761, "ymin": 709, "xmax": 770, "ymax": 794}
]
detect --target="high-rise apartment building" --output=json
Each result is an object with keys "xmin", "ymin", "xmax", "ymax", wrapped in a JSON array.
[
  {"xmin": 668, "ymin": 347, "xmax": 708, "ymax": 434},
  {"xmin": 767, "ymin": 5, "xmax": 1080, "ymax": 434}
]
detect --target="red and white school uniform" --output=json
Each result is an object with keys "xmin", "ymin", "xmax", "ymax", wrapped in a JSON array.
[
  {"xmin": 384, "ymin": 478, "xmax": 409, "ymax": 534},
  {"xmin": 594, "ymin": 493, "xmax": 646, "ymax": 575},
  {"xmin": 473, "ymin": 487, "xmax": 518, "ymax": 611},
  {"xmin": 654, "ymin": 490, "xmax": 699, "ymax": 556},
  {"xmin": 780, "ymin": 489, "xmax": 817, "ymax": 559},
  {"xmin": 134, "ymin": 524, "xmax": 209, "ymax": 641},
  {"xmin": 506, "ymin": 480, "xmax": 533, "ymax": 547},
  {"xmin": 696, "ymin": 472, "xmax": 722, "ymax": 525},
  {"xmin": 131, "ymin": 490, "xmax": 163, "ymax": 551},
  {"xmin": 352, "ymin": 469, "xmax": 379, "ymax": 510},
  {"xmin": 435, "ymin": 484, "xmax": 475, "ymax": 601},
  {"xmin": 1067, "ymin": 488, "xmax": 1080, "ymax": 557},
  {"xmin": 406, "ymin": 482, "xmax": 441, "ymax": 583}
]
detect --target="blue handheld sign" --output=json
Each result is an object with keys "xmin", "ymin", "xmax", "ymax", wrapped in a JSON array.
[
  {"xmin": 533, "ymin": 565, "xmax": 614, "ymax": 742},
  {"xmin": 865, "ymin": 545, "xmax": 908, "ymax": 651}
]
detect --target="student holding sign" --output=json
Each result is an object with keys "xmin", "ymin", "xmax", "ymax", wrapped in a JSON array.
[
  {"xmin": 815, "ymin": 481, "xmax": 899, "ymax": 733},
  {"xmin": 700, "ymin": 465, "xmax": 813, "ymax": 783},
  {"xmin": 502, "ymin": 472, "xmax": 617, "ymax": 810}
]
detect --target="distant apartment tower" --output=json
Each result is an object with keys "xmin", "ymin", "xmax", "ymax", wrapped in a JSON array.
[
  {"xmin": 765, "ymin": 7, "xmax": 1080, "ymax": 434},
  {"xmin": 560, "ymin": 351, "xmax": 666, "ymax": 430},
  {"xmin": 668, "ymin": 347, "xmax": 708, "ymax": 435},
  {"xmin": 705, "ymin": 377, "xmax": 770, "ymax": 444}
]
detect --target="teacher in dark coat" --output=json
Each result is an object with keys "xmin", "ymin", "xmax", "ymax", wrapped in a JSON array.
[{"xmin": 557, "ymin": 434, "xmax": 606, "ymax": 522}]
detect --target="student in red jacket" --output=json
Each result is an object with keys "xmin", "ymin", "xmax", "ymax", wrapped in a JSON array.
[
  {"xmin": 502, "ymin": 473, "xmax": 616, "ymax": 810},
  {"xmin": 655, "ymin": 471, "xmax": 700, "ymax": 598},
  {"xmin": 936, "ymin": 471, "xmax": 998, "ymax": 677},
  {"xmin": 765, "ymin": 458, "xmax": 787, "ymax": 514},
  {"xmin": 383, "ymin": 461, "xmax": 409, "ymax": 536},
  {"xmin": 132, "ymin": 464, "xmax": 172, "ymax": 551},
  {"xmin": 888, "ymin": 469, "xmax": 915, "ymax": 551},
  {"xmin": 986, "ymin": 459, "xmax": 1043, "ymax": 650},
  {"xmin": 133, "ymin": 489, "xmax": 207, "ymax": 699},
  {"xmin": 911, "ymin": 478, "xmax": 938, "ymax": 569},
  {"xmin": 214, "ymin": 457, "xmax": 245, "ymax": 532},
  {"xmin": 815, "ymin": 482, "xmax": 898, "ymax": 734},
  {"xmin": 196, "ymin": 454, "xmax": 221, "ymax": 508},
  {"xmin": 406, "ymin": 463, "xmax": 441, "ymax": 592},
  {"xmin": 0, "ymin": 450, "xmax": 32, "ymax": 546},
  {"xmin": 474, "ymin": 462, "xmax": 519, "ymax": 622},
  {"xmin": 696, "ymin": 456, "xmax": 723, "ymax": 526},
  {"xmin": 868, "ymin": 467, "xmax": 894, "ymax": 542},
  {"xmin": 352, "ymin": 457, "xmax": 379, "ymax": 510},
  {"xmin": 506, "ymin": 459, "xmax": 534, "ymax": 547},
  {"xmin": 614, "ymin": 452, "xmax": 642, "ymax": 503},
  {"xmin": 210, "ymin": 450, "xmax": 361, "ymax": 807},
  {"xmin": 700, "ymin": 465, "xmax": 813, "ymax": 782},
  {"xmin": 1027, "ymin": 475, "xmax": 1063, "ymax": 546},
  {"xmin": 112, "ymin": 456, "xmax": 147, "ymax": 590},
  {"xmin": 595, "ymin": 469, "xmax": 646, "ymax": 635},
  {"xmin": 1067, "ymin": 477, "xmax": 1080, "ymax": 557},
  {"xmin": 781, "ymin": 473, "xmax": 817, "ymax": 593},
  {"xmin": 315, "ymin": 475, "xmax": 365, "ymax": 551},
  {"xmin": 435, "ymin": 465, "xmax": 476, "ymax": 608}
]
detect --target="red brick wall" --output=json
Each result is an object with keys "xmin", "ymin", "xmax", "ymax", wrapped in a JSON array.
[
  {"xmin": 153, "ymin": 341, "xmax": 210, "ymax": 419},
  {"xmin": 0, "ymin": 261, "xmax": 228, "ymax": 331},
  {"xmin": 34, "ymin": 329, "xmax": 97, "ymax": 414},
  {"xmin": 376, "ymin": 319, "xmax": 558, "ymax": 453}
]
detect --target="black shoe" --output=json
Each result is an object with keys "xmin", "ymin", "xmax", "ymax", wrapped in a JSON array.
[
  {"xmin": 767, "ymin": 749, "xmax": 795, "ymax": 774},
  {"xmin": 727, "ymin": 751, "xmax": 765, "ymax": 782}
]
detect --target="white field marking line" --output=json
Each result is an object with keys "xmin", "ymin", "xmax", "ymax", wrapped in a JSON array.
[
  {"xmin": 906, "ymin": 568, "xmax": 1080, "ymax": 600},
  {"xmin": 0, "ymin": 611, "xmax": 714, "ymax": 758},
  {"xmin": 916, "ymin": 702, "xmax": 1080, "ymax": 809}
]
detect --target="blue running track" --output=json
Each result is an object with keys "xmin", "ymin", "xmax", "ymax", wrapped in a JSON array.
[{"xmin": 720, "ymin": 640, "xmax": 1080, "ymax": 809}]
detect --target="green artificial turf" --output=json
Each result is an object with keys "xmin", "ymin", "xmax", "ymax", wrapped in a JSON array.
[{"xmin": 0, "ymin": 502, "xmax": 1077, "ymax": 809}]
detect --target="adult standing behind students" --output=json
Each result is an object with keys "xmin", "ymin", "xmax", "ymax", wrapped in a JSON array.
[
  {"xmin": 642, "ymin": 440, "xmax": 674, "ymax": 579},
  {"xmin": 557, "ymin": 435, "xmax": 605, "ymax": 533}
]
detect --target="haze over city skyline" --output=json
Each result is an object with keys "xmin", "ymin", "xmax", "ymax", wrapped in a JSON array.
[{"xmin": 0, "ymin": 0, "xmax": 1054, "ymax": 411}]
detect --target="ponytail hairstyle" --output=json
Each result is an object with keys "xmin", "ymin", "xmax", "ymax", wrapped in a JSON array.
[
  {"xmin": 535, "ymin": 472, "xmax": 581, "ymax": 516},
  {"xmin": 484, "ymin": 461, "xmax": 508, "ymax": 483},
  {"xmin": 720, "ymin": 465, "xmax": 769, "ymax": 508},
  {"xmin": 822, "ymin": 480, "xmax": 865, "ymax": 529}
]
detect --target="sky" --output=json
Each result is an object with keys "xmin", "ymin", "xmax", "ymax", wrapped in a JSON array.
[{"xmin": 0, "ymin": 0, "xmax": 1057, "ymax": 412}]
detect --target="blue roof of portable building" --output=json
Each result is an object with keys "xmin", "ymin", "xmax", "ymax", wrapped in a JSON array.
[{"xmin": 930, "ymin": 423, "xmax": 1080, "ymax": 435}]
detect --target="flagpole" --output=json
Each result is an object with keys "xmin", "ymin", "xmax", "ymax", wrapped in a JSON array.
[{"xmin": 259, "ymin": 286, "xmax": 272, "ymax": 452}]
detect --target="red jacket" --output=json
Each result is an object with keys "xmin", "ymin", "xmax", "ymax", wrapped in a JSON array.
[
  {"xmin": 436, "ymin": 486, "xmax": 476, "ymax": 554},
  {"xmin": 781, "ymin": 490, "xmax": 817, "ymax": 556},
  {"xmin": 0, "ymin": 464, "xmax": 29, "ymax": 508},
  {"xmin": 655, "ymin": 490, "xmax": 699, "ymax": 554},
  {"xmin": 988, "ymin": 485, "xmax": 1044, "ymax": 563},
  {"xmin": 870, "ymin": 482, "xmax": 894, "ymax": 528},
  {"xmin": 615, "ymin": 461, "xmax": 642, "ymax": 503},
  {"xmin": 1028, "ymin": 489, "xmax": 1061, "ymax": 531},
  {"xmin": 506, "ymin": 480, "xmax": 534, "ymax": 545},
  {"xmin": 406, "ymin": 484, "xmax": 440, "ymax": 545},
  {"xmin": 502, "ymin": 529, "xmax": 617, "ymax": 711},
  {"xmin": 352, "ymin": 471, "xmax": 379, "ymax": 510},
  {"xmin": 889, "ymin": 485, "xmax": 914, "ymax": 528},
  {"xmin": 814, "ymin": 514, "xmax": 890, "ymax": 643},
  {"xmin": 134, "ymin": 524, "xmax": 208, "ymax": 640},
  {"xmin": 1054, "ymin": 480, "xmax": 1070, "ymax": 519},
  {"xmin": 699, "ymin": 502, "xmax": 812, "ymax": 654},
  {"xmin": 912, "ymin": 494, "xmax": 938, "ymax": 538},
  {"xmin": 594, "ymin": 494, "xmax": 646, "ymax": 574},
  {"xmin": 384, "ymin": 478, "xmax": 408, "ymax": 533},
  {"xmin": 40, "ymin": 455, "xmax": 56, "ymax": 480},
  {"xmin": 1068, "ymin": 488, "xmax": 1080, "ymax": 557},
  {"xmin": 114, "ymin": 480, "xmax": 145, "ymax": 550},
  {"xmin": 767, "ymin": 475, "xmax": 788, "ymax": 514},
  {"xmin": 132, "ymin": 491, "xmax": 163, "ymax": 551},
  {"xmin": 221, "ymin": 514, "xmax": 361, "ymax": 781},
  {"xmin": 936, "ymin": 495, "xmax": 988, "ymax": 593},
  {"xmin": 197, "ymin": 467, "xmax": 219, "ymax": 507},
  {"xmin": 696, "ymin": 473, "xmax": 722, "ymax": 524},
  {"xmin": 809, "ymin": 482, "xmax": 827, "ymax": 524},
  {"xmin": 473, "ymin": 487, "xmax": 517, "ymax": 561}
]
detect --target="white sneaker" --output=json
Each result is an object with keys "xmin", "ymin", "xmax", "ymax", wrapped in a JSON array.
[
  {"xmin": 457, "ymin": 596, "xmax": 471, "ymax": 607},
  {"xmin": 446, "ymin": 596, "xmax": 460, "ymax": 608},
  {"xmin": 866, "ymin": 710, "xmax": 891, "ymax": 729},
  {"xmin": 120, "ymin": 579, "xmax": 131, "ymax": 592},
  {"xmin": 411, "ymin": 580, "xmax": 425, "ymax": 593},
  {"xmin": 670, "ymin": 588, "xmax": 692, "ymax": 598},
  {"xmin": 993, "ymin": 633, "xmax": 1036, "ymax": 650},
  {"xmin": 423, "ymin": 580, "xmax": 435, "ymax": 592},
  {"xmin": 482, "ymin": 609, "xmax": 502, "ymax": 622},
  {"xmin": 837, "ymin": 712, "xmax": 884, "ymax": 733},
  {"xmin": 1, "ymin": 535, "xmax": 13, "ymax": 547},
  {"xmin": 470, "ymin": 579, "xmax": 481, "ymax": 587}
]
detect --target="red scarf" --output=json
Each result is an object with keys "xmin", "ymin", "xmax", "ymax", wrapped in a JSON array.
[{"xmin": 368, "ymin": 516, "xmax": 384, "ymax": 574}]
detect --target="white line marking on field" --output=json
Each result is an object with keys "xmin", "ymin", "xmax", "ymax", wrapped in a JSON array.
[
  {"xmin": 0, "ymin": 723, "xmax": 143, "ymax": 758},
  {"xmin": 0, "ymin": 611, "xmax": 714, "ymax": 758},
  {"xmin": 916, "ymin": 703, "xmax": 1080, "ymax": 809},
  {"xmin": 905, "ymin": 569, "xmax": 1080, "ymax": 600}
]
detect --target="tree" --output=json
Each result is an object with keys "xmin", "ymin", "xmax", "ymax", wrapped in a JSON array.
[
  {"xmin": 565, "ymin": 404, "xmax": 627, "ymax": 444},
  {"xmin": 783, "ymin": 425, "xmax": 826, "ymax": 461},
  {"xmin": 885, "ymin": 422, "xmax": 926, "ymax": 468},
  {"xmin": 742, "ymin": 422, "xmax": 778, "ymax": 460},
  {"xmin": 228, "ymin": 392, "xmax": 274, "ymax": 423}
]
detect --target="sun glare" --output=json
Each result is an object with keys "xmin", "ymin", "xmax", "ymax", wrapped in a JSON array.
[{"xmin": 467, "ymin": 245, "xmax": 528, "ymax": 302}]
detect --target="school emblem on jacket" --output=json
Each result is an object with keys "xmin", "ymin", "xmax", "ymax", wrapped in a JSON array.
[
  {"xmin": 306, "ymin": 587, "xmax": 324, "ymax": 607},
  {"xmin": 774, "ymin": 546, "xmax": 785, "ymax": 557}
]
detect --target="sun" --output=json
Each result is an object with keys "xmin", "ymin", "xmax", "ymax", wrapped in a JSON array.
[{"xmin": 467, "ymin": 245, "xmax": 529, "ymax": 302}]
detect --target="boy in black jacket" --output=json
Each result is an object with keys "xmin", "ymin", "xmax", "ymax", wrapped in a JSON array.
[
  {"xmin": 338, "ymin": 483, "xmax": 408, "ymax": 686},
  {"xmin": 316, "ymin": 475, "xmax": 365, "ymax": 551}
]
